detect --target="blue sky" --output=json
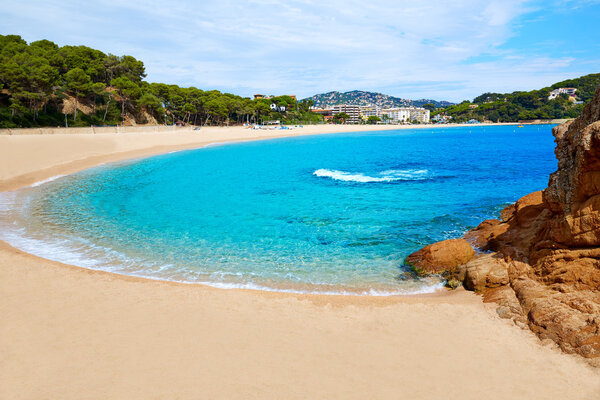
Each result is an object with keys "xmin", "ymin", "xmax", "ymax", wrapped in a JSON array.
[{"xmin": 1, "ymin": 0, "xmax": 599, "ymax": 101}]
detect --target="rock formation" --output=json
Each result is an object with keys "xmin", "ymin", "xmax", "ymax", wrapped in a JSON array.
[
  {"xmin": 406, "ymin": 86, "xmax": 600, "ymax": 364},
  {"xmin": 404, "ymin": 239, "xmax": 474, "ymax": 275}
]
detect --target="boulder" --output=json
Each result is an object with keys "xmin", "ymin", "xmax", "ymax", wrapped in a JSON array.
[
  {"xmin": 405, "ymin": 239, "xmax": 474, "ymax": 275},
  {"xmin": 463, "ymin": 254, "xmax": 509, "ymax": 291}
]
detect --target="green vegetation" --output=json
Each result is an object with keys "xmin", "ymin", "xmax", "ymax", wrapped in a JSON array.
[
  {"xmin": 366, "ymin": 115, "xmax": 381, "ymax": 124},
  {"xmin": 433, "ymin": 73, "xmax": 600, "ymax": 123},
  {"xmin": 0, "ymin": 35, "xmax": 323, "ymax": 128},
  {"xmin": 333, "ymin": 112, "xmax": 350, "ymax": 124}
]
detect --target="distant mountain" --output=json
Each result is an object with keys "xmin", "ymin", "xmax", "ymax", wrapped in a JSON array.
[
  {"xmin": 303, "ymin": 90, "xmax": 454, "ymax": 109},
  {"xmin": 412, "ymin": 98, "xmax": 455, "ymax": 108}
]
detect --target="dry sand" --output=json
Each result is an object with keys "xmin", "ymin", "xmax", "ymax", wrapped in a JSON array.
[{"xmin": 1, "ymin": 125, "xmax": 599, "ymax": 400}]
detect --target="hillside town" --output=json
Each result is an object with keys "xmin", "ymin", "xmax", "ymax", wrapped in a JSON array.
[{"xmin": 253, "ymin": 93, "xmax": 431, "ymax": 124}]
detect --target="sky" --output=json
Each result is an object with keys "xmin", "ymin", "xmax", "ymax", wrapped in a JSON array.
[{"xmin": 1, "ymin": 0, "xmax": 599, "ymax": 101}]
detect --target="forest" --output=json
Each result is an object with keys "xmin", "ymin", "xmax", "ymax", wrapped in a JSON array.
[{"xmin": 0, "ymin": 35, "xmax": 323, "ymax": 128}]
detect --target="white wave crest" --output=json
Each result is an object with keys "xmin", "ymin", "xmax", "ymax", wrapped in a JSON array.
[
  {"xmin": 313, "ymin": 168, "xmax": 430, "ymax": 183},
  {"xmin": 29, "ymin": 174, "xmax": 66, "ymax": 187}
]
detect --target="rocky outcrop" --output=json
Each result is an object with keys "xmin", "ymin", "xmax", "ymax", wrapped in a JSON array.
[
  {"xmin": 405, "ymin": 239, "xmax": 475, "ymax": 275},
  {"xmin": 407, "ymin": 86, "xmax": 600, "ymax": 364}
]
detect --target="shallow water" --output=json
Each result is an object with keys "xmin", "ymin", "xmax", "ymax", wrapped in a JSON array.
[{"xmin": 0, "ymin": 125, "xmax": 557, "ymax": 294}]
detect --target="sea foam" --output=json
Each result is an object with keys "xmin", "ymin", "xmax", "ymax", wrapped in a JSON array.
[
  {"xmin": 313, "ymin": 168, "xmax": 430, "ymax": 183},
  {"xmin": 29, "ymin": 174, "xmax": 66, "ymax": 187}
]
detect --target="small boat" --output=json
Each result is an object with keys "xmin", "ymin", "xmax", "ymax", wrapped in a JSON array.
[{"xmin": 518, "ymin": 125, "xmax": 524, "ymax": 128}]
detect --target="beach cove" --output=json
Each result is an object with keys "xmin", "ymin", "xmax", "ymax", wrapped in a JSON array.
[{"xmin": 1, "ymin": 124, "xmax": 600, "ymax": 399}]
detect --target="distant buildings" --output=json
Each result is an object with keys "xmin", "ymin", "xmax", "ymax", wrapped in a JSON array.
[
  {"xmin": 332, "ymin": 104, "xmax": 361, "ymax": 123},
  {"xmin": 380, "ymin": 107, "xmax": 411, "ymax": 123},
  {"xmin": 311, "ymin": 108, "xmax": 334, "ymax": 122},
  {"xmin": 356, "ymin": 105, "xmax": 430, "ymax": 124},
  {"xmin": 548, "ymin": 88, "xmax": 577, "ymax": 100},
  {"xmin": 432, "ymin": 114, "xmax": 452, "ymax": 124},
  {"xmin": 270, "ymin": 103, "xmax": 286, "ymax": 112},
  {"xmin": 308, "ymin": 103, "xmax": 431, "ymax": 124},
  {"xmin": 359, "ymin": 105, "xmax": 381, "ymax": 118},
  {"xmin": 406, "ymin": 107, "xmax": 430, "ymax": 123}
]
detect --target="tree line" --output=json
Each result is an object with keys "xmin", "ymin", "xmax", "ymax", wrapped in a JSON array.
[{"xmin": 0, "ymin": 35, "xmax": 323, "ymax": 128}]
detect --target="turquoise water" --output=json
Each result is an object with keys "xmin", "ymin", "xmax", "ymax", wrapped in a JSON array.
[{"xmin": 0, "ymin": 125, "xmax": 557, "ymax": 295}]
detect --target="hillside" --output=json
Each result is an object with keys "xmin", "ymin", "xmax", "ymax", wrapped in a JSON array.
[
  {"xmin": 304, "ymin": 90, "xmax": 453, "ymax": 109},
  {"xmin": 435, "ymin": 73, "xmax": 600, "ymax": 123},
  {"xmin": 0, "ymin": 35, "xmax": 322, "ymax": 128}
]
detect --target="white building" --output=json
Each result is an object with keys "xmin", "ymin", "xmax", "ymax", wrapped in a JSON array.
[
  {"xmin": 380, "ymin": 108, "xmax": 411, "ymax": 123},
  {"xmin": 381, "ymin": 107, "xmax": 430, "ymax": 124},
  {"xmin": 548, "ymin": 87, "xmax": 577, "ymax": 100},
  {"xmin": 332, "ymin": 104, "xmax": 361, "ymax": 123},
  {"xmin": 333, "ymin": 104, "xmax": 429, "ymax": 124}
]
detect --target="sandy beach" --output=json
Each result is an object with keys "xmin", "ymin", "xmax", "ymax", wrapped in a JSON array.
[{"xmin": 1, "ymin": 124, "xmax": 599, "ymax": 400}]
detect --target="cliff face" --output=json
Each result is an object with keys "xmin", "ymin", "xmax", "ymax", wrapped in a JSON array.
[{"xmin": 407, "ymin": 87, "xmax": 600, "ymax": 363}]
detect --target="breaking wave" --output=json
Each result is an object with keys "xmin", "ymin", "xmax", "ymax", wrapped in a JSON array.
[{"xmin": 313, "ymin": 168, "xmax": 431, "ymax": 183}]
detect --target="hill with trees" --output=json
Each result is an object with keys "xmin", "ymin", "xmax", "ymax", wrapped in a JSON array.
[
  {"xmin": 432, "ymin": 73, "xmax": 600, "ymax": 123},
  {"xmin": 304, "ymin": 90, "xmax": 453, "ymax": 109},
  {"xmin": 0, "ymin": 35, "xmax": 322, "ymax": 128}
]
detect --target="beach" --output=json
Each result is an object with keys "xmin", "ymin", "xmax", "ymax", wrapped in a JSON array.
[{"xmin": 1, "ymin": 124, "xmax": 599, "ymax": 400}]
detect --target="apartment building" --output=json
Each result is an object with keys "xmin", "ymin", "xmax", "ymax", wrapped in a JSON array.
[
  {"xmin": 379, "ymin": 106, "xmax": 430, "ymax": 123},
  {"xmin": 332, "ymin": 104, "xmax": 361, "ymax": 123},
  {"xmin": 408, "ymin": 107, "xmax": 430, "ymax": 123},
  {"xmin": 359, "ymin": 105, "xmax": 381, "ymax": 118},
  {"xmin": 380, "ymin": 107, "xmax": 411, "ymax": 123},
  {"xmin": 329, "ymin": 104, "xmax": 430, "ymax": 124}
]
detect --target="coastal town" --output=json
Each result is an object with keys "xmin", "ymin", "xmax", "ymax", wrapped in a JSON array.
[
  {"xmin": 254, "ymin": 94, "xmax": 431, "ymax": 124},
  {"xmin": 311, "ymin": 104, "xmax": 431, "ymax": 124}
]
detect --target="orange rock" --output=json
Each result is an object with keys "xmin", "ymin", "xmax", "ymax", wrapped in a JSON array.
[
  {"xmin": 404, "ymin": 239, "xmax": 474, "ymax": 275},
  {"xmin": 464, "ymin": 219, "xmax": 506, "ymax": 250}
]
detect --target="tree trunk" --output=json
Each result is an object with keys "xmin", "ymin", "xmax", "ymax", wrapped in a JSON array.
[
  {"xmin": 103, "ymin": 98, "xmax": 111, "ymax": 123},
  {"xmin": 74, "ymin": 91, "xmax": 78, "ymax": 121}
]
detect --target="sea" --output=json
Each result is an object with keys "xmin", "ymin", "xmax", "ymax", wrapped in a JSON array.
[{"xmin": 0, "ymin": 125, "xmax": 557, "ymax": 295}]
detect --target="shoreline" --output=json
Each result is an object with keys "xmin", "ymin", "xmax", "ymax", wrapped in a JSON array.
[
  {"xmin": 2, "ymin": 123, "xmax": 599, "ymax": 399},
  {"xmin": 0, "ymin": 122, "xmax": 523, "ymax": 296},
  {"xmin": 0, "ymin": 123, "xmax": 470, "ymax": 301},
  {"xmin": 0, "ymin": 123, "xmax": 450, "ymax": 297}
]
